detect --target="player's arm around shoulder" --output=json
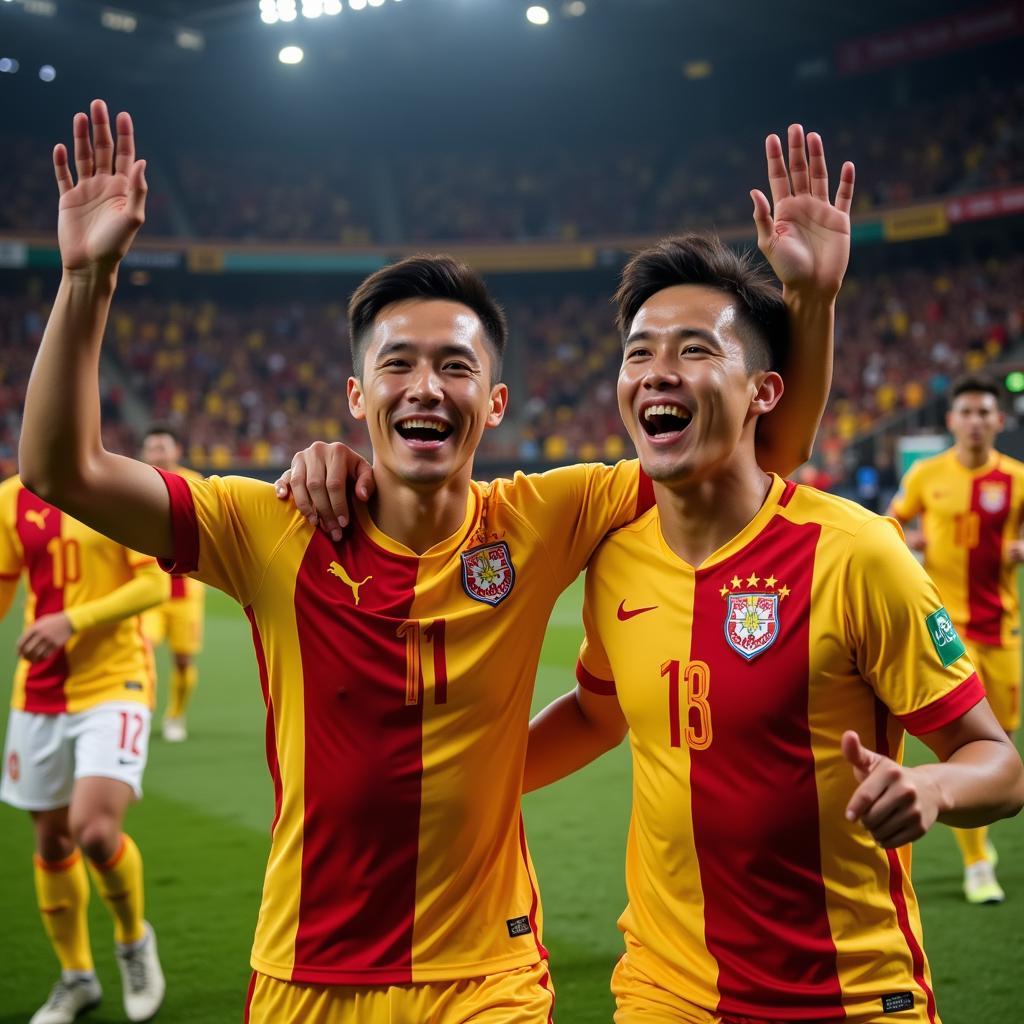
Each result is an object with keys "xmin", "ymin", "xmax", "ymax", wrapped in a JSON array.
[{"xmin": 841, "ymin": 516, "xmax": 1024, "ymax": 848}]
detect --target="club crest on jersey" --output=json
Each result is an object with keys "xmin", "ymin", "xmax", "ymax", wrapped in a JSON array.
[
  {"xmin": 720, "ymin": 571, "xmax": 790, "ymax": 660},
  {"xmin": 979, "ymin": 481, "xmax": 1007, "ymax": 514},
  {"xmin": 461, "ymin": 541, "xmax": 515, "ymax": 606}
]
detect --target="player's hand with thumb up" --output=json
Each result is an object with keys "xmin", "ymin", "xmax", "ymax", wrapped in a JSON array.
[{"xmin": 842, "ymin": 730, "xmax": 945, "ymax": 848}]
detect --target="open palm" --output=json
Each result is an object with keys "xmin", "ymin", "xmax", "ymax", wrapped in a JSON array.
[
  {"xmin": 54, "ymin": 100, "xmax": 147, "ymax": 272},
  {"xmin": 751, "ymin": 126, "xmax": 855, "ymax": 297}
]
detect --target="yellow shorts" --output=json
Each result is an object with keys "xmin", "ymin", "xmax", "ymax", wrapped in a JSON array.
[
  {"xmin": 611, "ymin": 949, "xmax": 939, "ymax": 1024},
  {"xmin": 142, "ymin": 600, "xmax": 204, "ymax": 657},
  {"xmin": 964, "ymin": 638, "xmax": 1021, "ymax": 732},
  {"xmin": 243, "ymin": 962, "xmax": 555, "ymax": 1024}
]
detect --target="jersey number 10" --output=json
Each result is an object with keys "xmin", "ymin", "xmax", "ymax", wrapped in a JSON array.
[{"xmin": 661, "ymin": 659, "xmax": 713, "ymax": 750}]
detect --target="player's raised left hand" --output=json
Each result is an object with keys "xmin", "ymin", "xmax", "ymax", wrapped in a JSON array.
[
  {"xmin": 751, "ymin": 124, "xmax": 855, "ymax": 298},
  {"xmin": 842, "ymin": 730, "xmax": 944, "ymax": 848},
  {"xmin": 17, "ymin": 612, "xmax": 74, "ymax": 663},
  {"xmin": 53, "ymin": 99, "xmax": 147, "ymax": 275}
]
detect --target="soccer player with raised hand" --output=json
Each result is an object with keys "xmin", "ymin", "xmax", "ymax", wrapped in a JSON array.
[
  {"xmin": 23, "ymin": 100, "xmax": 851, "ymax": 1023},
  {"xmin": 523, "ymin": 236, "xmax": 1024, "ymax": 1023}
]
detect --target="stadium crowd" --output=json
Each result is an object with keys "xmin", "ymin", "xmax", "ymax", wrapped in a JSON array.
[
  {"xmin": 1, "ymin": 253, "xmax": 1020, "ymax": 480},
  {"xmin": 1, "ymin": 78, "xmax": 1020, "ymax": 243}
]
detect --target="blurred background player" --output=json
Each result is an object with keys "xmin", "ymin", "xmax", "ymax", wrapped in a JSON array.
[
  {"xmin": 889, "ymin": 374, "xmax": 1024, "ymax": 905},
  {"xmin": 139, "ymin": 425, "xmax": 205, "ymax": 743},
  {"xmin": 0, "ymin": 473, "xmax": 168, "ymax": 1024}
]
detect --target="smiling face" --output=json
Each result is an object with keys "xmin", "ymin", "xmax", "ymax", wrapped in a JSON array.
[
  {"xmin": 348, "ymin": 299, "xmax": 508, "ymax": 490},
  {"xmin": 617, "ymin": 284, "xmax": 782, "ymax": 487}
]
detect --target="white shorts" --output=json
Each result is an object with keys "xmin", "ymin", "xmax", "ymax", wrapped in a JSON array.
[{"xmin": 1, "ymin": 702, "xmax": 151, "ymax": 811}]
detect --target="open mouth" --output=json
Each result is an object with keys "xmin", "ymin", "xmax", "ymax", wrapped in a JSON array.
[
  {"xmin": 640, "ymin": 403, "xmax": 692, "ymax": 439},
  {"xmin": 394, "ymin": 417, "xmax": 455, "ymax": 447}
]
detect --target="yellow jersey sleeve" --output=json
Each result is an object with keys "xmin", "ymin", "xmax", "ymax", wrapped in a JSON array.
[
  {"xmin": 844, "ymin": 516, "xmax": 985, "ymax": 734},
  {"xmin": 502, "ymin": 460, "xmax": 650, "ymax": 590},
  {"xmin": 889, "ymin": 460, "xmax": 925, "ymax": 521},
  {"xmin": 0, "ymin": 476, "xmax": 23, "ymax": 580},
  {"xmin": 157, "ymin": 469, "xmax": 305, "ymax": 606},
  {"xmin": 576, "ymin": 566, "xmax": 616, "ymax": 696},
  {"xmin": 64, "ymin": 555, "xmax": 169, "ymax": 633}
]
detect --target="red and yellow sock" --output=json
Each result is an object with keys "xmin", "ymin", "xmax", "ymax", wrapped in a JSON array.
[
  {"xmin": 87, "ymin": 833, "xmax": 145, "ymax": 945},
  {"xmin": 34, "ymin": 849, "xmax": 94, "ymax": 973},
  {"xmin": 954, "ymin": 825, "xmax": 989, "ymax": 867},
  {"xmin": 167, "ymin": 663, "xmax": 198, "ymax": 719}
]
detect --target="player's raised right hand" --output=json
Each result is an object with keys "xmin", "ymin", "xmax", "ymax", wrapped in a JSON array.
[{"xmin": 53, "ymin": 99, "xmax": 147, "ymax": 274}]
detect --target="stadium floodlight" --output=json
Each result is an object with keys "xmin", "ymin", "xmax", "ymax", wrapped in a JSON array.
[
  {"xmin": 324, "ymin": 0, "xmax": 342, "ymax": 12},
  {"xmin": 279, "ymin": 7, "xmax": 297, "ymax": 20},
  {"xmin": 302, "ymin": 0, "xmax": 324, "ymax": 17},
  {"xmin": 261, "ymin": 9, "xmax": 279, "ymax": 22},
  {"xmin": 101, "ymin": 7, "xmax": 139, "ymax": 32},
  {"xmin": 176, "ymin": 28, "xmax": 204, "ymax": 51},
  {"xmin": 23, "ymin": 0, "xmax": 57, "ymax": 16},
  {"xmin": 278, "ymin": 45, "xmax": 304, "ymax": 63},
  {"xmin": 563, "ymin": 1, "xmax": 585, "ymax": 15},
  {"xmin": 38, "ymin": 63, "xmax": 56, "ymax": 81},
  {"xmin": 368, "ymin": 0, "xmax": 385, "ymax": 6},
  {"xmin": 349, "ymin": 0, "xmax": 366, "ymax": 9},
  {"xmin": 526, "ymin": 6, "xmax": 550, "ymax": 26}
]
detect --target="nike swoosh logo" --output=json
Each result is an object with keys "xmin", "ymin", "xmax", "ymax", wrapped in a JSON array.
[
  {"xmin": 117, "ymin": 759, "xmax": 137, "ymax": 766},
  {"xmin": 617, "ymin": 600, "xmax": 658, "ymax": 621}
]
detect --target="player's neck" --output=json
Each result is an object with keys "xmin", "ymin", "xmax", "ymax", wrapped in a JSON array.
[
  {"xmin": 954, "ymin": 444, "xmax": 995, "ymax": 471},
  {"xmin": 367, "ymin": 465, "xmax": 472, "ymax": 555},
  {"xmin": 654, "ymin": 461, "xmax": 773, "ymax": 567}
]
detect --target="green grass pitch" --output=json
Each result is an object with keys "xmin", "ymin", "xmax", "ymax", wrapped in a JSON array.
[{"xmin": 0, "ymin": 579, "xmax": 1022, "ymax": 1023}]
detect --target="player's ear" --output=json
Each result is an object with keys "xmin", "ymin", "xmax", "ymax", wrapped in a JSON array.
[
  {"xmin": 750, "ymin": 371, "xmax": 783, "ymax": 418},
  {"xmin": 347, "ymin": 377, "xmax": 366, "ymax": 421},
  {"xmin": 486, "ymin": 383, "xmax": 509, "ymax": 430}
]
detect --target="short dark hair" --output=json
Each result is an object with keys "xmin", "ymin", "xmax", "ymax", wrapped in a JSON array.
[
  {"xmin": 143, "ymin": 423, "xmax": 181, "ymax": 445},
  {"xmin": 950, "ymin": 373, "xmax": 1002, "ymax": 407},
  {"xmin": 614, "ymin": 234, "xmax": 788, "ymax": 373},
  {"xmin": 348, "ymin": 254, "xmax": 508, "ymax": 381}
]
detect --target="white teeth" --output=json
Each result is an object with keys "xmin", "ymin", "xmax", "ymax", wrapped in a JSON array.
[
  {"xmin": 399, "ymin": 418, "xmax": 448, "ymax": 432},
  {"xmin": 643, "ymin": 404, "xmax": 690, "ymax": 421}
]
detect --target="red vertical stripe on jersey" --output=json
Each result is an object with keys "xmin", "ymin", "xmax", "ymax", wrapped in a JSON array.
[
  {"xmin": 689, "ymin": 517, "xmax": 844, "ymax": 1020},
  {"xmin": 779, "ymin": 479, "xmax": 798, "ymax": 507},
  {"xmin": 518, "ymin": 813, "xmax": 550, "ymax": 962},
  {"xmin": 170, "ymin": 576, "xmax": 187, "ymax": 599},
  {"xmin": 636, "ymin": 469, "xmax": 655, "ymax": 517},
  {"xmin": 245, "ymin": 607, "xmax": 282, "ymax": 835},
  {"xmin": 16, "ymin": 490, "xmax": 70, "ymax": 713},
  {"xmin": 874, "ymin": 701, "xmax": 938, "ymax": 1023},
  {"xmin": 291, "ymin": 524, "xmax": 424, "ymax": 984},
  {"xmin": 242, "ymin": 971, "xmax": 257, "ymax": 1022},
  {"xmin": 966, "ymin": 467, "xmax": 1011, "ymax": 642}
]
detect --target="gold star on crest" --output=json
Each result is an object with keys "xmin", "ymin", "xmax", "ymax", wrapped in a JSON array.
[
  {"xmin": 765, "ymin": 574, "xmax": 777, "ymax": 588},
  {"xmin": 778, "ymin": 585, "xmax": 791, "ymax": 600},
  {"xmin": 719, "ymin": 585, "xmax": 730, "ymax": 597},
  {"xmin": 730, "ymin": 575, "xmax": 742, "ymax": 589},
  {"xmin": 746, "ymin": 573, "xmax": 760, "ymax": 587}
]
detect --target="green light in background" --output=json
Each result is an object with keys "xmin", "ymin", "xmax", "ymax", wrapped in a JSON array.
[{"xmin": 1006, "ymin": 371, "xmax": 1024, "ymax": 394}]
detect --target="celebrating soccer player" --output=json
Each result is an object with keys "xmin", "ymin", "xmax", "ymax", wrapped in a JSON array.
[
  {"xmin": 0, "ymin": 476, "xmax": 168, "ymax": 1024},
  {"xmin": 139, "ymin": 426, "xmax": 206, "ymax": 743},
  {"xmin": 21, "ymin": 100, "xmax": 851, "ymax": 1021},
  {"xmin": 523, "ymin": 237, "xmax": 1024, "ymax": 1023},
  {"xmin": 889, "ymin": 375, "xmax": 1024, "ymax": 904}
]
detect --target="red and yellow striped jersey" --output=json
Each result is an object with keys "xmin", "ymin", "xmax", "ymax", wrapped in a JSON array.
[
  {"xmin": 891, "ymin": 448, "xmax": 1024, "ymax": 646},
  {"xmin": 577, "ymin": 476, "xmax": 983, "ymax": 1023},
  {"xmin": 0, "ymin": 476, "xmax": 164, "ymax": 715},
  {"xmin": 156, "ymin": 461, "xmax": 649, "ymax": 985},
  {"xmin": 166, "ymin": 467, "xmax": 204, "ymax": 603}
]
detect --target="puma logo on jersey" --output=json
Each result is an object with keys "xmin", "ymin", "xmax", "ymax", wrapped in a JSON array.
[
  {"xmin": 25, "ymin": 509, "xmax": 50, "ymax": 530},
  {"xmin": 328, "ymin": 561, "xmax": 372, "ymax": 605}
]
